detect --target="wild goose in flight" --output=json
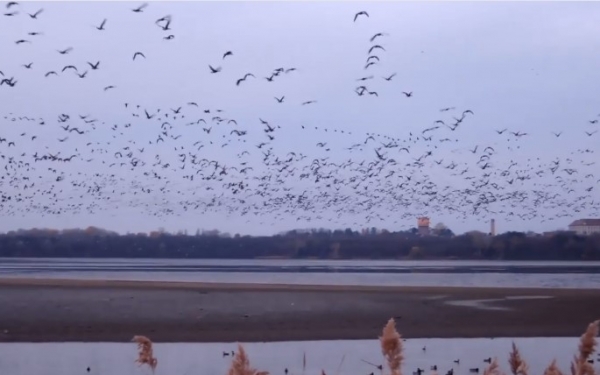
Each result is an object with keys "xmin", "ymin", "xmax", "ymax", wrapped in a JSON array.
[
  {"xmin": 133, "ymin": 52, "xmax": 145, "ymax": 60},
  {"xmin": 354, "ymin": 11, "xmax": 368, "ymax": 22},
  {"xmin": 28, "ymin": 8, "xmax": 43, "ymax": 19},
  {"xmin": 96, "ymin": 19, "xmax": 106, "ymax": 31},
  {"xmin": 132, "ymin": 3, "xmax": 148, "ymax": 13}
]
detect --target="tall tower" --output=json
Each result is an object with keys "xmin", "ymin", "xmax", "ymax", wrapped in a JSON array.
[
  {"xmin": 490, "ymin": 219, "xmax": 496, "ymax": 236},
  {"xmin": 417, "ymin": 217, "xmax": 430, "ymax": 236}
]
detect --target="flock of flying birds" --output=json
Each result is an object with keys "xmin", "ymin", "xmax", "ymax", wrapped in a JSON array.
[{"xmin": 1, "ymin": 2, "xmax": 599, "ymax": 232}]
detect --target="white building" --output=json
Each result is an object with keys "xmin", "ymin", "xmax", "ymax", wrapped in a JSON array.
[{"xmin": 568, "ymin": 219, "xmax": 600, "ymax": 235}]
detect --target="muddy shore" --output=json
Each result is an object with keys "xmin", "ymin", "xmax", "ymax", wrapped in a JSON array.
[{"xmin": 0, "ymin": 278, "xmax": 598, "ymax": 342}]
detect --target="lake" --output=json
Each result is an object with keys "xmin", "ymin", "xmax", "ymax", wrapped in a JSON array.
[
  {"xmin": 1, "ymin": 258, "xmax": 600, "ymax": 289},
  {"xmin": 0, "ymin": 337, "xmax": 597, "ymax": 375}
]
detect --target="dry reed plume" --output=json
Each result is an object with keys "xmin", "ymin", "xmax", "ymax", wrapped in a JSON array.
[
  {"xmin": 508, "ymin": 342, "xmax": 529, "ymax": 375},
  {"xmin": 483, "ymin": 358, "xmax": 503, "ymax": 375},
  {"xmin": 132, "ymin": 335, "xmax": 158, "ymax": 371},
  {"xmin": 130, "ymin": 318, "xmax": 598, "ymax": 375},
  {"xmin": 544, "ymin": 360, "xmax": 565, "ymax": 375},
  {"xmin": 571, "ymin": 320, "xmax": 599, "ymax": 375},
  {"xmin": 227, "ymin": 344, "xmax": 269, "ymax": 375},
  {"xmin": 380, "ymin": 318, "xmax": 404, "ymax": 375}
]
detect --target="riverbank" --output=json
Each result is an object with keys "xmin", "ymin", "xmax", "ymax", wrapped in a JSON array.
[{"xmin": 1, "ymin": 278, "xmax": 598, "ymax": 342}]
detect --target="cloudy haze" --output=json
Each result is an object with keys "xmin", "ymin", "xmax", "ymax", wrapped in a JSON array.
[{"xmin": 1, "ymin": 1, "xmax": 599, "ymax": 235}]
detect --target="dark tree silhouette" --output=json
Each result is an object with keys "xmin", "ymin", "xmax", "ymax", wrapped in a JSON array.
[{"xmin": 0, "ymin": 227, "xmax": 598, "ymax": 260}]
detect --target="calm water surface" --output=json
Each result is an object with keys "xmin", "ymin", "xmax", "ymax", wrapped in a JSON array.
[
  {"xmin": 0, "ymin": 338, "xmax": 592, "ymax": 375},
  {"xmin": 1, "ymin": 258, "xmax": 599, "ymax": 289}
]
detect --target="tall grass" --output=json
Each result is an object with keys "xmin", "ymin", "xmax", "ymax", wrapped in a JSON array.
[{"xmin": 133, "ymin": 319, "xmax": 599, "ymax": 375}]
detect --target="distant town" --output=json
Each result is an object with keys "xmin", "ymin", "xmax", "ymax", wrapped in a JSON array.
[
  {"xmin": 0, "ymin": 217, "xmax": 599, "ymax": 260},
  {"xmin": 410, "ymin": 216, "xmax": 600, "ymax": 237}
]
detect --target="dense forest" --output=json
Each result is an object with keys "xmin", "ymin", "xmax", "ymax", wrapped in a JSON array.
[{"xmin": 0, "ymin": 226, "xmax": 599, "ymax": 260}]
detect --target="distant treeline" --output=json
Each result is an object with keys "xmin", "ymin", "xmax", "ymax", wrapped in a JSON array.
[{"xmin": 0, "ymin": 227, "xmax": 599, "ymax": 260}]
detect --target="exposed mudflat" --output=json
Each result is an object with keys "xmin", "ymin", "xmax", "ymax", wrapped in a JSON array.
[{"xmin": 0, "ymin": 278, "xmax": 598, "ymax": 342}]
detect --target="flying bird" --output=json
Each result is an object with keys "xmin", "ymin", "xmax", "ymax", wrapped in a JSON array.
[
  {"xmin": 159, "ymin": 19, "xmax": 171, "ymax": 31},
  {"xmin": 155, "ymin": 15, "xmax": 171, "ymax": 24},
  {"xmin": 364, "ymin": 61, "xmax": 377, "ymax": 69},
  {"xmin": 27, "ymin": 8, "xmax": 42, "ymax": 19},
  {"xmin": 368, "ymin": 45, "xmax": 386, "ymax": 54},
  {"xmin": 57, "ymin": 47, "xmax": 73, "ymax": 55},
  {"xmin": 223, "ymin": 51, "xmax": 233, "ymax": 59},
  {"xmin": 370, "ymin": 32, "xmax": 387, "ymax": 42},
  {"xmin": 402, "ymin": 91, "xmax": 413, "ymax": 97},
  {"xmin": 274, "ymin": 96, "xmax": 285, "ymax": 103},
  {"xmin": 96, "ymin": 19, "xmax": 107, "ymax": 30},
  {"xmin": 354, "ymin": 11, "xmax": 369, "ymax": 22},
  {"xmin": 209, "ymin": 65, "xmax": 221, "ymax": 74},
  {"xmin": 132, "ymin": 3, "xmax": 147, "ymax": 12},
  {"xmin": 383, "ymin": 73, "xmax": 396, "ymax": 81},
  {"xmin": 236, "ymin": 73, "xmax": 255, "ymax": 86},
  {"xmin": 133, "ymin": 52, "xmax": 145, "ymax": 60},
  {"xmin": 87, "ymin": 61, "xmax": 100, "ymax": 70}
]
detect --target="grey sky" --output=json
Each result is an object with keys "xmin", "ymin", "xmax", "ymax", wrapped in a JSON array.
[{"xmin": 1, "ymin": 1, "xmax": 599, "ymax": 235}]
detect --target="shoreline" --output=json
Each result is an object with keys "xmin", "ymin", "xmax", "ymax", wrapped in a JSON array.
[
  {"xmin": 1, "ymin": 278, "xmax": 599, "ymax": 343},
  {"xmin": 1, "ymin": 277, "xmax": 598, "ymax": 294}
]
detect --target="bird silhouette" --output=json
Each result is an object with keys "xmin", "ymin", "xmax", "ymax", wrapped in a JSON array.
[
  {"xmin": 57, "ymin": 47, "xmax": 73, "ymax": 55},
  {"xmin": 28, "ymin": 8, "xmax": 43, "ymax": 19},
  {"xmin": 370, "ymin": 32, "xmax": 388, "ymax": 42},
  {"xmin": 236, "ymin": 73, "xmax": 255, "ymax": 86},
  {"xmin": 132, "ymin": 3, "xmax": 148, "ymax": 13},
  {"xmin": 368, "ymin": 45, "xmax": 386, "ymax": 54},
  {"xmin": 96, "ymin": 19, "xmax": 107, "ymax": 30},
  {"xmin": 354, "ymin": 11, "xmax": 369, "ymax": 22},
  {"xmin": 133, "ymin": 52, "xmax": 145, "ymax": 61}
]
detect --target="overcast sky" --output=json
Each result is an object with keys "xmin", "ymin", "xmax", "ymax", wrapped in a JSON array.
[{"xmin": 1, "ymin": 1, "xmax": 600, "ymax": 235}]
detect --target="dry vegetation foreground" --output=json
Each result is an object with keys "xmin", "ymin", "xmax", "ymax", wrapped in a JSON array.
[
  {"xmin": 133, "ymin": 319, "xmax": 600, "ymax": 375},
  {"xmin": 0, "ymin": 278, "xmax": 599, "ymax": 343}
]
